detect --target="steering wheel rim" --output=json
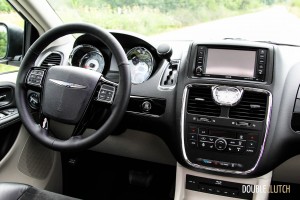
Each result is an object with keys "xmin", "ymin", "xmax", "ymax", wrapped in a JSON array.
[{"xmin": 15, "ymin": 23, "xmax": 131, "ymax": 151}]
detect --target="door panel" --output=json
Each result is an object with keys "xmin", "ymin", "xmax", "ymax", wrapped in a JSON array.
[{"xmin": 0, "ymin": 81, "xmax": 20, "ymax": 160}]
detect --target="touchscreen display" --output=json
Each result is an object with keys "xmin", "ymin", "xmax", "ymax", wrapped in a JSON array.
[{"xmin": 205, "ymin": 49, "xmax": 256, "ymax": 77}]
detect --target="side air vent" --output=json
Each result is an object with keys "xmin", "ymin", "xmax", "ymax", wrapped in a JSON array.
[
  {"xmin": 187, "ymin": 86, "xmax": 221, "ymax": 116},
  {"xmin": 40, "ymin": 52, "xmax": 62, "ymax": 67},
  {"xmin": 229, "ymin": 91, "xmax": 268, "ymax": 121}
]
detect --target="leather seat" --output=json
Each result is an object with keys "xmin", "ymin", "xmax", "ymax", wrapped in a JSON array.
[{"xmin": 0, "ymin": 183, "xmax": 80, "ymax": 200}]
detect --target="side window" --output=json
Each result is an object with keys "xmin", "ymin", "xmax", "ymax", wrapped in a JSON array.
[{"xmin": 0, "ymin": 0, "xmax": 24, "ymax": 74}]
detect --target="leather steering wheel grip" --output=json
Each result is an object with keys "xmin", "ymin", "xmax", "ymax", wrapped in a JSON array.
[{"xmin": 15, "ymin": 23, "xmax": 131, "ymax": 151}]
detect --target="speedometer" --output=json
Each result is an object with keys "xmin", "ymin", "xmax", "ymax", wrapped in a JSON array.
[{"xmin": 127, "ymin": 47, "xmax": 154, "ymax": 84}]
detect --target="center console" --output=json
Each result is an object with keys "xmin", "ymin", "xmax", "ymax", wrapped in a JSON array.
[{"xmin": 181, "ymin": 43, "xmax": 273, "ymax": 175}]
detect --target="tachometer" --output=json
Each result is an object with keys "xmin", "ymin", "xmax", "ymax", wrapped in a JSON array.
[
  {"xmin": 79, "ymin": 51, "xmax": 105, "ymax": 72},
  {"xmin": 69, "ymin": 44, "xmax": 105, "ymax": 73},
  {"xmin": 127, "ymin": 47, "xmax": 154, "ymax": 84}
]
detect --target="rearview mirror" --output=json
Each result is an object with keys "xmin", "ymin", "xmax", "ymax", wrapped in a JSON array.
[{"xmin": 0, "ymin": 24, "xmax": 8, "ymax": 59}]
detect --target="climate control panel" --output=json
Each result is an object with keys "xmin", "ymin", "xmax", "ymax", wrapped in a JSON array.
[{"xmin": 187, "ymin": 125, "xmax": 258, "ymax": 155}]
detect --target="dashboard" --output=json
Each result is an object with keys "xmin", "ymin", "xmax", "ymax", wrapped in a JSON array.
[{"xmin": 31, "ymin": 30, "xmax": 300, "ymax": 180}]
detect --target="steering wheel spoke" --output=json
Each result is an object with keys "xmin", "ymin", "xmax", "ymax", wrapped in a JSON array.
[{"xmin": 95, "ymin": 76, "xmax": 118, "ymax": 104}]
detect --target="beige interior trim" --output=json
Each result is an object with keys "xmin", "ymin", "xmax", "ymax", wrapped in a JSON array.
[
  {"xmin": 174, "ymin": 163, "xmax": 272, "ymax": 200},
  {"xmin": 0, "ymin": 126, "xmax": 62, "ymax": 193},
  {"xmin": 88, "ymin": 129, "xmax": 177, "ymax": 166}
]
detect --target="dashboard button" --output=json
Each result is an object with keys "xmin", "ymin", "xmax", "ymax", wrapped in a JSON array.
[
  {"xmin": 228, "ymin": 139, "xmax": 245, "ymax": 146},
  {"xmin": 199, "ymin": 136, "xmax": 208, "ymax": 141},
  {"xmin": 227, "ymin": 139, "xmax": 238, "ymax": 146},
  {"xmin": 237, "ymin": 133, "xmax": 245, "ymax": 140},
  {"xmin": 186, "ymin": 176, "xmax": 197, "ymax": 190},
  {"xmin": 229, "ymin": 163, "xmax": 236, "ymax": 168},
  {"xmin": 215, "ymin": 188, "xmax": 222, "ymax": 194},
  {"xmin": 231, "ymin": 190, "xmax": 239, "ymax": 196},
  {"xmin": 198, "ymin": 129, "xmax": 208, "ymax": 135},
  {"xmin": 199, "ymin": 141, "xmax": 207, "ymax": 149},
  {"xmin": 207, "ymin": 137, "xmax": 215, "ymax": 143},
  {"xmin": 188, "ymin": 126, "xmax": 198, "ymax": 134},
  {"xmin": 195, "ymin": 66, "xmax": 203, "ymax": 74},
  {"xmin": 245, "ymin": 148, "xmax": 255, "ymax": 154},
  {"xmin": 199, "ymin": 184, "xmax": 207, "ymax": 192},
  {"xmin": 187, "ymin": 133, "xmax": 197, "ymax": 140},
  {"xmin": 223, "ymin": 190, "xmax": 230, "ymax": 195},
  {"xmin": 258, "ymin": 64, "xmax": 265, "ymax": 69},
  {"xmin": 199, "ymin": 141, "xmax": 213, "ymax": 149},
  {"xmin": 219, "ymin": 162, "xmax": 230, "ymax": 167},
  {"xmin": 259, "ymin": 49, "xmax": 266, "ymax": 55},
  {"xmin": 237, "ymin": 140, "xmax": 246, "ymax": 146},
  {"xmin": 207, "ymin": 143, "xmax": 214, "ymax": 149},
  {"xmin": 202, "ymin": 159, "xmax": 213, "ymax": 165},
  {"xmin": 141, "ymin": 101, "xmax": 152, "ymax": 112},
  {"xmin": 232, "ymin": 145, "xmax": 245, "ymax": 153},
  {"xmin": 198, "ymin": 50, "xmax": 204, "ymax": 56},
  {"xmin": 227, "ymin": 146, "xmax": 234, "ymax": 152},
  {"xmin": 188, "ymin": 140, "xmax": 197, "ymax": 148},
  {"xmin": 207, "ymin": 187, "xmax": 214, "ymax": 193},
  {"xmin": 246, "ymin": 134, "xmax": 258, "ymax": 141},
  {"xmin": 258, "ymin": 69, "xmax": 265, "ymax": 75},
  {"xmin": 246, "ymin": 140, "xmax": 257, "ymax": 148}
]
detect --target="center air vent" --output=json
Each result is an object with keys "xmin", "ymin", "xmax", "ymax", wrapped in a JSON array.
[
  {"xmin": 187, "ymin": 86, "xmax": 221, "ymax": 117},
  {"xmin": 229, "ymin": 91, "xmax": 268, "ymax": 121},
  {"xmin": 40, "ymin": 52, "xmax": 62, "ymax": 67}
]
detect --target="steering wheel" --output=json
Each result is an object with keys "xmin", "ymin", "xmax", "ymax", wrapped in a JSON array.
[{"xmin": 15, "ymin": 23, "xmax": 131, "ymax": 151}]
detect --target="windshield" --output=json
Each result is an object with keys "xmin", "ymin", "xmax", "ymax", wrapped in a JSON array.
[{"xmin": 47, "ymin": 0, "xmax": 300, "ymax": 45}]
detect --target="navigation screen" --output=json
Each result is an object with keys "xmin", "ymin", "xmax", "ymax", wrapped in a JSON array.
[{"xmin": 205, "ymin": 48, "xmax": 256, "ymax": 77}]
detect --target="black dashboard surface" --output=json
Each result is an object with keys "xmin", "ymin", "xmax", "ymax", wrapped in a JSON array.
[{"xmin": 34, "ymin": 31, "xmax": 300, "ymax": 178}]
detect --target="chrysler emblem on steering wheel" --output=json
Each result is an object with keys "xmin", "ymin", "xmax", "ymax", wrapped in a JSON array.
[{"xmin": 49, "ymin": 79, "xmax": 87, "ymax": 89}]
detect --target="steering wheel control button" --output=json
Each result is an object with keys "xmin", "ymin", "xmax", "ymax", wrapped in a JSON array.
[
  {"xmin": 141, "ymin": 101, "xmax": 152, "ymax": 112},
  {"xmin": 215, "ymin": 138, "xmax": 227, "ymax": 150},
  {"xmin": 28, "ymin": 92, "xmax": 40, "ymax": 109},
  {"xmin": 27, "ymin": 69, "xmax": 45, "ymax": 87},
  {"xmin": 97, "ymin": 84, "xmax": 115, "ymax": 104}
]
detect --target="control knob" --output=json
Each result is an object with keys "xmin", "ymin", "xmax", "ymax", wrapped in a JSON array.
[
  {"xmin": 195, "ymin": 66, "xmax": 203, "ymax": 75},
  {"xmin": 215, "ymin": 138, "xmax": 227, "ymax": 150}
]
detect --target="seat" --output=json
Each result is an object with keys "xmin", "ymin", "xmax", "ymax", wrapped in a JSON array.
[{"xmin": 0, "ymin": 182, "xmax": 79, "ymax": 200}]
